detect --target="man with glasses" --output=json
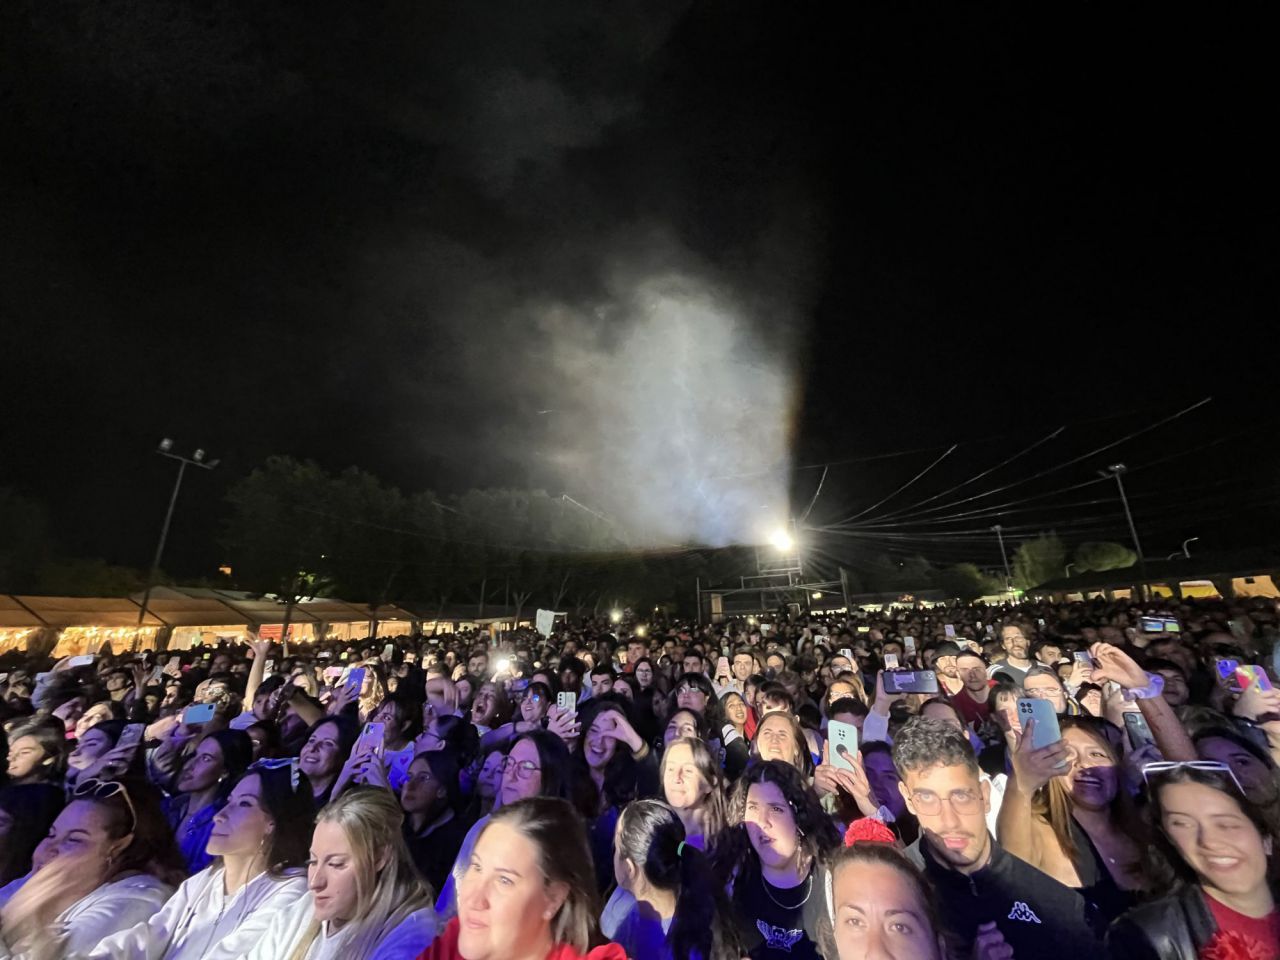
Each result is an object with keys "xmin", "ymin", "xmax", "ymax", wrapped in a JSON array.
[{"xmin": 894, "ymin": 718, "xmax": 1101, "ymax": 959}]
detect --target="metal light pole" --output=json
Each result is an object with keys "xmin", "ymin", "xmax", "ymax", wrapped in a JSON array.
[
  {"xmin": 1182, "ymin": 536, "xmax": 1200, "ymax": 559},
  {"xmin": 1098, "ymin": 464, "xmax": 1144, "ymax": 560},
  {"xmin": 1099, "ymin": 463, "xmax": 1147, "ymax": 598},
  {"xmin": 135, "ymin": 439, "xmax": 219, "ymax": 650},
  {"xmin": 992, "ymin": 524, "xmax": 1012, "ymax": 590}
]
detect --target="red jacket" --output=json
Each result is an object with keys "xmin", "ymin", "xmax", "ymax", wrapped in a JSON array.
[{"xmin": 418, "ymin": 918, "xmax": 629, "ymax": 960}]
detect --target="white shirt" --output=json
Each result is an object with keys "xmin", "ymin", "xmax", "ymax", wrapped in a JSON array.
[
  {"xmin": 241, "ymin": 891, "xmax": 436, "ymax": 960},
  {"xmin": 88, "ymin": 866, "xmax": 308, "ymax": 960},
  {"xmin": 0, "ymin": 874, "xmax": 174, "ymax": 958}
]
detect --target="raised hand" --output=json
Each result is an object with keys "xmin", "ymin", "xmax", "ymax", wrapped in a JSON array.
[
  {"xmin": 1010, "ymin": 719, "xmax": 1070, "ymax": 793},
  {"xmin": 1233, "ymin": 677, "xmax": 1280, "ymax": 723},
  {"xmin": 545, "ymin": 703, "xmax": 580, "ymax": 744},
  {"xmin": 972, "ymin": 921, "xmax": 1014, "ymax": 960},
  {"xmin": 1089, "ymin": 642, "xmax": 1149, "ymax": 691}
]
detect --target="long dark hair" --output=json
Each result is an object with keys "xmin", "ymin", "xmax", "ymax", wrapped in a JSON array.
[
  {"xmin": 194, "ymin": 729, "xmax": 255, "ymax": 805},
  {"xmin": 577, "ymin": 697, "xmax": 644, "ymax": 811},
  {"xmin": 0, "ymin": 784, "xmax": 64, "ymax": 885},
  {"xmin": 248, "ymin": 762, "xmax": 315, "ymax": 875},
  {"xmin": 1144, "ymin": 763, "xmax": 1280, "ymax": 891},
  {"xmin": 94, "ymin": 777, "xmax": 188, "ymax": 888},
  {"xmin": 511, "ymin": 729, "xmax": 578, "ymax": 805},
  {"xmin": 616, "ymin": 799, "xmax": 743, "ymax": 960},
  {"xmin": 712, "ymin": 759, "xmax": 840, "ymax": 886}
]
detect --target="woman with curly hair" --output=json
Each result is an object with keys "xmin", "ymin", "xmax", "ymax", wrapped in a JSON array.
[{"xmin": 711, "ymin": 760, "xmax": 840, "ymax": 959}]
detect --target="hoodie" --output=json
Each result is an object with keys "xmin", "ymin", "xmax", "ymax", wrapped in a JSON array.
[{"xmin": 416, "ymin": 917, "xmax": 628, "ymax": 960}]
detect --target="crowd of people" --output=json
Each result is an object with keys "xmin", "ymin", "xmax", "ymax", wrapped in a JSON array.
[{"xmin": 1, "ymin": 592, "xmax": 1279, "ymax": 959}]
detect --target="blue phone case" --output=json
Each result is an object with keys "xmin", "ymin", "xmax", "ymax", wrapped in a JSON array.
[
  {"xmin": 184, "ymin": 703, "xmax": 215, "ymax": 725},
  {"xmin": 1017, "ymin": 698, "xmax": 1061, "ymax": 750}
]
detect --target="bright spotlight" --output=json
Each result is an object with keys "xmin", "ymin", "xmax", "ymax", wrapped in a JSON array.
[
  {"xmin": 610, "ymin": 610, "xmax": 623, "ymax": 624},
  {"xmin": 812, "ymin": 592, "xmax": 822, "ymax": 600},
  {"xmin": 767, "ymin": 528, "xmax": 794, "ymax": 552},
  {"xmin": 495, "ymin": 658, "xmax": 511, "ymax": 675},
  {"xmin": 634, "ymin": 625, "xmax": 647, "ymax": 637}
]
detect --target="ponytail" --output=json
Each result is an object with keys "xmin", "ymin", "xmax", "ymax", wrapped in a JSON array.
[
  {"xmin": 670, "ymin": 842, "xmax": 717, "ymax": 960},
  {"xmin": 617, "ymin": 800, "xmax": 743, "ymax": 960}
]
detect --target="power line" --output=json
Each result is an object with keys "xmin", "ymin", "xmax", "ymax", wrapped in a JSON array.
[
  {"xmin": 825, "ymin": 445, "xmax": 958, "ymax": 527},
  {"xmin": 836, "ymin": 397, "xmax": 1213, "ymax": 528}
]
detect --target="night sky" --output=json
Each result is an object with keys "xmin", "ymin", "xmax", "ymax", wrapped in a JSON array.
[{"xmin": 2, "ymin": 5, "xmax": 1273, "ymax": 579}]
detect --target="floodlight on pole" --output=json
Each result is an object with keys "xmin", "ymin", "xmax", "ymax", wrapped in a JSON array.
[
  {"xmin": 767, "ymin": 528, "xmax": 795, "ymax": 552},
  {"xmin": 135, "ymin": 439, "xmax": 219, "ymax": 651}
]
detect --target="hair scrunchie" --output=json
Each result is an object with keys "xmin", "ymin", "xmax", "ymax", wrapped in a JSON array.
[{"xmin": 677, "ymin": 840, "xmax": 688, "ymax": 858}]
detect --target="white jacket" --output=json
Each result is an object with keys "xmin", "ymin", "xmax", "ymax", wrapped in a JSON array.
[
  {"xmin": 239, "ymin": 892, "xmax": 436, "ymax": 960},
  {"xmin": 88, "ymin": 866, "xmax": 308, "ymax": 960},
  {"xmin": 0, "ymin": 874, "xmax": 174, "ymax": 958}
]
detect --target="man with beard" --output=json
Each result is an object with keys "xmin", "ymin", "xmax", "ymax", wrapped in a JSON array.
[
  {"xmin": 988, "ymin": 623, "xmax": 1035, "ymax": 685},
  {"xmin": 930, "ymin": 640, "xmax": 964, "ymax": 696}
]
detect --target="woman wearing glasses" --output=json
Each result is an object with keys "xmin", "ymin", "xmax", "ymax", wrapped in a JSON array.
[
  {"xmin": 437, "ymin": 730, "xmax": 578, "ymax": 920},
  {"xmin": 1108, "ymin": 762, "xmax": 1280, "ymax": 960},
  {"xmin": 0, "ymin": 778, "xmax": 186, "ymax": 956},
  {"xmin": 997, "ymin": 715, "xmax": 1150, "ymax": 925},
  {"xmin": 86, "ymin": 760, "xmax": 314, "ymax": 959},
  {"xmin": 402, "ymin": 751, "xmax": 471, "ymax": 893},
  {"xmin": 246, "ymin": 786, "xmax": 435, "ymax": 960},
  {"xmin": 711, "ymin": 760, "xmax": 840, "ymax": 960}
]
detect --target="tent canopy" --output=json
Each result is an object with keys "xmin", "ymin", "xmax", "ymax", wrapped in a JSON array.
[
  {"xmin": 0, "ymin": 597, "xmax": 45, "ymax": 628},
  {"xmin": 15, "ymin": 596, "xmax": 164, "ymax": 628}
]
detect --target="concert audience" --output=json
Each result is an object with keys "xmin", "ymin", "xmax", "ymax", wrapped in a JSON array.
[{"xmin": 0, "ymin": 594, "xmax": 1277, "ymax": 958}]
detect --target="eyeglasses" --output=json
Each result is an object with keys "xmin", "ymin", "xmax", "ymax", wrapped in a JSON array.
[
  {"xmin": 1142, "ymin": 760, "xmax": 1245, "ymax": 795},
  {"xmin": 677, "ymin": 685, "xmax": 703, "ymax": 695},
  {"xmin": 1024, "ymin": 686, "xmax": 1064, "ymax": 700},
  {"xmin": 74, "ymin": 778, "xmax": 138, "ymax": 834},
  {"xmin": 502, "ymin": 758, "xmax": 541, "ymax": 780},
  {"xmin": 908, "ymin": 788, "xmax": 982, "ymax": 816},
  {"xmin": 249, "ymin": 757, "xmax": 301, "ymax": 790},
  {"xmin": 405, "ymin": 771, "xmax": 436, "ymax": 787}
]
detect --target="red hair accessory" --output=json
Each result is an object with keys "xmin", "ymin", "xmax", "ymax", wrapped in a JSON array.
[{"xmin": 844, "ymin": 817, "xmax": 896, "ymax": 847}]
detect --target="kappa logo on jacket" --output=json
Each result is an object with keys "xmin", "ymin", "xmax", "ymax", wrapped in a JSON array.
[
  {"xmin": 756, "ymin": 919, "xmax": 804, "ymax": 951},
  {"xmin": 1008, "ymin": 901, "xmax": 1042, "ymax": 924}
]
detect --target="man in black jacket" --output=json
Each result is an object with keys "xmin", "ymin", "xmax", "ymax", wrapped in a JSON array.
[{"xmin": 892, "ymin": 718, "xmax": 1104, "ymax": 959}]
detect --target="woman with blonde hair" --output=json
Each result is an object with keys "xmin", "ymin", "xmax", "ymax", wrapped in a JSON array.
[{"xmin": 246, "ymin": 786, "xmax": 436, "ymax": 960}]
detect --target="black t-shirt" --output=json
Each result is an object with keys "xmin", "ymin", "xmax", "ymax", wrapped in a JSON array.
[{"xmin": 731, "ymin": 858, "xmax": 825, "ymax": 959}]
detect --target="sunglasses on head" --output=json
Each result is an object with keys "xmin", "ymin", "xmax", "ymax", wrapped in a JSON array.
[
  {"xmin": 1142, "ymin": 760, "xmax": 1246, "ymax": 796},
  {"xmin": 74, "ymin": 778, "xmax": 138, "ymax": 834}
]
